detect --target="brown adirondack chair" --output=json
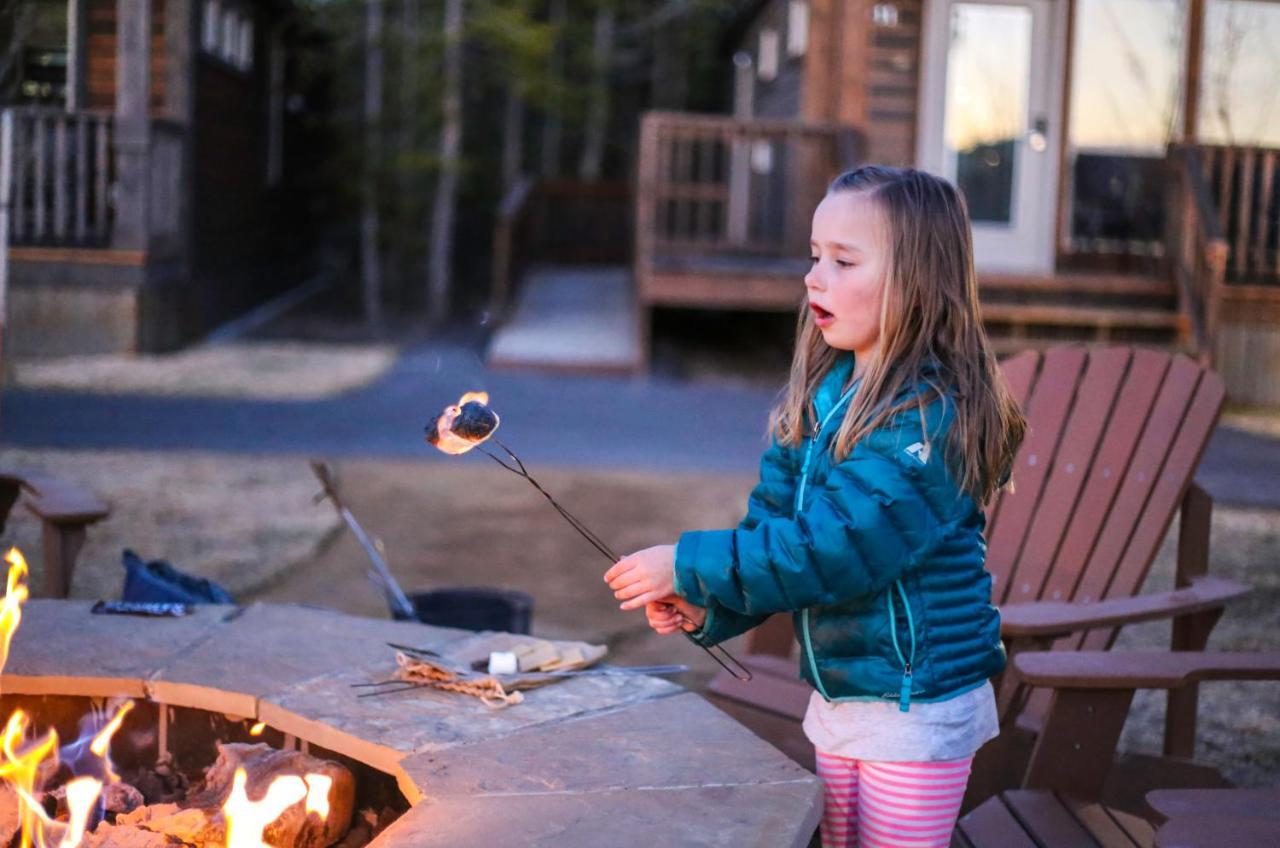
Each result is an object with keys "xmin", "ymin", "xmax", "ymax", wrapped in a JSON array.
[
  {"xmin": 955, "ymin": 651, "xmax": 1280, "ymax": 847},
  {"xmin": 704, "ymin": 346, "xmax": 1249, "ymax": 793},
  {"xmin": 0, "ymin": 471, "xmax": 110, "ymax": 598}
]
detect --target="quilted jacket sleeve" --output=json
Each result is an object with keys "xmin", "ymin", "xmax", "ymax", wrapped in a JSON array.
[
  {"xmin": 673, "ymin": 409, "xmax": 961, "ymax": 617},
  {"xmin": 739, "ymin": 437, "xmax": 799, "ymax": 530},
  {"xmin": 678, "ymin": 438, "xmax": 797, "ymax": 647}
]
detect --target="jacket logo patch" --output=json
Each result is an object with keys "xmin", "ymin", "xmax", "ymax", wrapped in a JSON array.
[{"xmin": 904, "ymin": 441, "xmax": 931, "ymax": 465}]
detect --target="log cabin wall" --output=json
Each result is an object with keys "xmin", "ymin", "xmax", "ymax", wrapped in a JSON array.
[
  {"xmin": 189, "ymin": 2, "xmax": 294, "ymax": 334},
  {"xmin": 739, "ymin": 0, "xmax": 805, "ymax": 120},
  {"xmin": 86, "ymin": 0, "xmax": 168, "ymax": 113},
  {"xmin": 800, "ymin": 0, "xmax": 923, "ymax": 168}
]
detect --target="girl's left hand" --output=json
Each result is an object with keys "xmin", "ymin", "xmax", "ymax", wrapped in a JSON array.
[{"xmin": 604, "ymin": 544, "xmax": 676, "ymax": 610}]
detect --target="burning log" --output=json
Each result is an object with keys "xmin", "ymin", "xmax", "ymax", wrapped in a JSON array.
[{"xmin": 107, "ymin": 743, "xmax": 355, "ymax": 848}]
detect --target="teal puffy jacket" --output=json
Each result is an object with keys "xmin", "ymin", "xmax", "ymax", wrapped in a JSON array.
[{"xmin": 673, "ymin": 354, "xmax": 1005, "ymax": 710}]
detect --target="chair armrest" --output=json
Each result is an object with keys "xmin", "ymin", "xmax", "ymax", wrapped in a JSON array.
[
  {"xmin": 15, "ymin": 473, "xmax": 109, "ymax": 525},
  {"xmin": 999, "ymin": 576, "xmax": 1248, "ymax": 638},
  {"xmin": 1014, "ymin": 651, "xmax": 1280, "ymax": 689}
]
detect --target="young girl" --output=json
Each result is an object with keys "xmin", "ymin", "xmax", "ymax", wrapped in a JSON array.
[{"xmin": 604, "ymin": 165, "xmax": 1026, "ymax": 848}]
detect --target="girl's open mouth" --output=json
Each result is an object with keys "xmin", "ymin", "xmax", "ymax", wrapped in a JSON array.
[{"xmin": 809, "ymin": 302, "xmax": 835, "ymax": 328}]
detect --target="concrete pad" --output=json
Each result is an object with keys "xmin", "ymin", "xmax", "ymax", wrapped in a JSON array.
[
  {"xmin": 487, "ymin": 266, "xmax": 639, "ymax": 373},
  {"xmin": 1, "ymin": 600, "xmax": 235, "ymax": 699},
  {"xmin": 370, "ymin": 780, "xmax": 823, "ymax": 848},
  {"xmin": 146, "ymin": 603, "xmax": 465, "ymax": 715},
  {"xmin": 260, "ymin": 665, "xmax": 681, "ymax": 775},
  {"xmin": 397, "ymin": 692, "xmax": 812, "ymax": 800}
]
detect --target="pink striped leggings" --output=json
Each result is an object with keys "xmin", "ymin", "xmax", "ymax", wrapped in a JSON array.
[{"xmin": 814, "ymin": 750, "xmax": 973, "ymax": 848}]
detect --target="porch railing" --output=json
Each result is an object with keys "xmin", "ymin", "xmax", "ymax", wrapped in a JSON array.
[
  {"xmin": 635, "ymin": 112, "xmax": 861, "ymax": 265},
  {"xmin": 489, "ymin": 177, "xmax": 631, "ymax": 317},
  {"xmin": 1196, "ymin": 143, "xmax": 1280, "ymax": 286},
  {"xmin": 7, "ymin": 106, "xmax": 113, "ymax": 247},
  {"xmin": 1167, "ymin": 144, "xmax": 1230, "ymax": 363}
]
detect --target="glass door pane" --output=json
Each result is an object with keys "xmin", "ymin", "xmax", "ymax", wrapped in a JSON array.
[
  {"xmin": 1066, "ymin": 0, "xmax": 1185, "ymax": 257},
  {"xmin": 943, "ymin": 3, "xmax": 1033, "ymax": 224},
  {"xmin": 1200, "ymin": 0, "xmax": 1280, "ymax": 146}
]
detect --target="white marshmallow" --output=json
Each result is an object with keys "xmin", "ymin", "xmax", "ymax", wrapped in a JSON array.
[{"xmin": 487, "ymin": 651, "xmax": 519, "ymax": 675}]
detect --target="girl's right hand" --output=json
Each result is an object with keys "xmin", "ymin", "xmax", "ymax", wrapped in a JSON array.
[{"xmin": 645, "ymin": 596, "xmax": 707, "ymax": 635}]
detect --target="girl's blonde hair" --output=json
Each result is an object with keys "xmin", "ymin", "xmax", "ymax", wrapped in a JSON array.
[{"xmin": 771, "ymin": 165, "xmax": 1026, "ymax": 505}]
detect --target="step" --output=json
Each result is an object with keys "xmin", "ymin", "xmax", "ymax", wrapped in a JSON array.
[
  {"xmin": 987, "ymin": 335, "xmax": 1184, "ymax": 357},
  {"xmin": 980, "ymin": 272, "xmax": 1174, "ymax": 297},
  {"xmin": 980, "ymin": 303, "xmax": 1181, "ymax": 329},
  {"xmin": 487, "ymin": 265, "xmax": 641, "ymax": 374}
]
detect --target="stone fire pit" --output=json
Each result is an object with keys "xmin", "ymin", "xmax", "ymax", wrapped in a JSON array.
[{"xmin": 1, "ymin": 601, "xmax": 821, "ymax": 846}]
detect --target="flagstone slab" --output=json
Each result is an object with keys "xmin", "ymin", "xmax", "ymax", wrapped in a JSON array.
[
  {"xmin": 259, "ymin": 665, "xmax": 682, "ymax": 785},
  {"xmin": 145, "ymin": 602, "xmax": 462, "ymax": 717},
  {"xmin": 397, "ymin": 692, "xmax": 811, "ymax": 800},
  {"xmin": 370, "ymin": 780, "xmax": 823, "ymax": 848},
  {"xmin": 1, "ymin": 600, "xmax": 235, "ymax": 699},
  {"xmin": 1, "ymin": 601, "xmax": 821, "ymax": 845}
]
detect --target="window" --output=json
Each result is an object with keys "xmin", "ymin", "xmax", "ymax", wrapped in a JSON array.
[
  {"xmin": 202, "ymin": 2, "xmax": 253, "ymax": 71},
  {"xmin": 202, "ymin": 0, "xmax": 221, "ymax": 52},
  {"xmin": 787, "ymin": 2, "xmax": 809, "ymax": 57},
  {"xmin": 237, "ymin": 18, "xmax": 254, "ymax": 70},
  {"xmin": 221, "ymin": 10, "xmax": 239, "ymax": 62},
  {"xmin": 757, "ymin": 28, "xmax": 779, "ymax": 81}
]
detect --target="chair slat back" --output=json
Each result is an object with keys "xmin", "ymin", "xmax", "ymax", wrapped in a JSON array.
[
  {"xmin": 987, "ymin": 347, "xmax": 1224, "ymax": 618},
  {"xmin": 986, "ymin": 348, "xmax": 1089, "ymax": 605}
]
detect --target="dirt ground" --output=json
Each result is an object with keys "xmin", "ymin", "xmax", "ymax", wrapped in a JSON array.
[
  {"xmin": 9, "ymin": 342, "xmax": 397, "ymax": 400},
  {"xmin": 2, "ymin": 448, "xmax": 1278, "ymax": 787}
]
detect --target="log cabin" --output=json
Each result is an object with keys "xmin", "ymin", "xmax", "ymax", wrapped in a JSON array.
[
  {"xmin": 1, "ymin": 0, "xmax": 310, "ymax": 357},
  {"xmin": 633, "ymin": 0, "xmax": 1280, "ymax": 403}
]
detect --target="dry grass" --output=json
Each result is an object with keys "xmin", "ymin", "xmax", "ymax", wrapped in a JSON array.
[
  {"xmin": 2, "ymin": 447, "xmax": 1277, "ymax": 787},
  {"xmin": 1115, "ymin": 506, "xmax": 1280, "ymax": 787},
  {"xmin": 1222, "ymin": 405, "xmax": 1280, "ymax": 439},
  {"xmin": 0, "ymin": 448, "xmax": 340, "ymax": 599},
  {"xmin": 10, "ymin": 342, "xmax": 397, "ymax": 400}
]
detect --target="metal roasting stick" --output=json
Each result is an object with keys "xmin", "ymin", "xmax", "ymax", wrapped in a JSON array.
[
  {"xmin": 310, "ymin": 460, "xmax": 416, "ymax": 620},
  {"xmin": 474, "ymin": 438, "xmax": 753, "ymax": 683}
]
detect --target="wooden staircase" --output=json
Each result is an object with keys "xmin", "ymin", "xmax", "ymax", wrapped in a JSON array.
[{"xmin": 979, "ymin": 271, "xmax": 1183, "ymax": 355}]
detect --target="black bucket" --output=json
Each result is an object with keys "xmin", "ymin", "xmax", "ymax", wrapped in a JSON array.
[{"xmin": 393, "ymin": 587, "xmax": 534, "ymax": 634}]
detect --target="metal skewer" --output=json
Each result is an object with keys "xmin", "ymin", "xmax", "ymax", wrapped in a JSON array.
[
  {"xmin": 311, "ymin": 460, "xmax": 415, "ymax": 620},
  {"xmin": 473, "ymin": 437, "xmax": 753, "ymax": 683}
]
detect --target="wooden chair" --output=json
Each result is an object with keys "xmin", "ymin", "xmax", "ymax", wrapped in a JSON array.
[
  {"xmin": 0, "ymin": 471, "xmax": 109, "ymax": 597},
  {"xmin": 704, "ymin": 346, "xmax": 1249, "ymax": 790},
  {"xmin": 954, "ymin": 651, "xmax": 1280, "ymax": 846}
]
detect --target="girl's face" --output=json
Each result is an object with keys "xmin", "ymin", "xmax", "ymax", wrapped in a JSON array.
[{"xmin": 805, "ymin": 191, "xmax": 889, "ymax": 361}]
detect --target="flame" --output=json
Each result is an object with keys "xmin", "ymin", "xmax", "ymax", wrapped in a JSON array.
[
  {"xmin": 1, "ymin": 711, "xmax": 60, "ymax": 848},
  {"xmin": 458, "ymin": 391, "xmax": 489, "ymax": 405},
  {"xmin": 88, "ymin": 699, "xmax": 134, "ymax": 784},
  {"xmin": 0, "ymin": 548, "xmax": 31, "ymax": 672},
  {"xmin": 303, "ymin": 774, "xmax": 331, "ymax": 819},
  {"xmin": 222, "ymin": 767, "xmax": 309, "ymax": 848},
  {"xmin": 58, "ymin": 776, "xmax": 103, "ymax": 848},
  {"xmin": 248, "ymin": 722, "xmax": 266, "ymax": 737}
]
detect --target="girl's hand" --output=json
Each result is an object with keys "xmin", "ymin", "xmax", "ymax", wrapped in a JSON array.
[
  {"xmin": 604, "ymin": 544, "xmax": 676, "ymax": 610},
  {"xmin": 646, "ymin": 596, "xmax": 707, "ymax": 635}
]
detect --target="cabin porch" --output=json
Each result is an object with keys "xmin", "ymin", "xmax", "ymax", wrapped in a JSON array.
[{"xmin": 630, "ymin": 112, "xmax": 1280, "ymax": 398}]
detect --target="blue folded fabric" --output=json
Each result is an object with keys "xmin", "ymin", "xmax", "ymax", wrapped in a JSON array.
[{"xmin": 120, "ymin": 549, "xmax": 235, "ymax": 605}]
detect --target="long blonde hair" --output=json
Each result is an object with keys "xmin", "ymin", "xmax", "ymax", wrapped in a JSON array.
[{"xmin": 771, "ymin": 166, "xmax": 1025, "ymax": 505}]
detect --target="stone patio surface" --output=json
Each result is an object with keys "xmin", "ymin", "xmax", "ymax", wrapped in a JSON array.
[{"xmin": 0, "ymin": 600, "xmax": 822, "ymax": 847}]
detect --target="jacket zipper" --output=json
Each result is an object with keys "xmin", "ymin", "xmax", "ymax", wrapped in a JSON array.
[
  {"xmin": 796, "ymin": 383, "xmax": 857, "ymax": 702},
  {"xmin": 794, "ymin": 380, "xmax": 918, "ymax": 708}
]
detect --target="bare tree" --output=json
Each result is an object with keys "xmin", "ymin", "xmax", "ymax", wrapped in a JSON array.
[
  {"xmin": 539, "ymin": 0, "xmax": 565, "ymax": 177},
  {"xmin": 578, "ymin": 1, "xmax": 614, "ymax": 181},
  {"xmin": 361, "ymin": 0, "xmax": 385, "ymax": 329},
  {"xmin": 427, "ymin": 0, "xmax": 463, "ymax": 322}
]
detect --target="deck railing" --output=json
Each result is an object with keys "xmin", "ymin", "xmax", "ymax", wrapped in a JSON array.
[
  {"xmin": 1196, "ymin": 143, "xmax": 1280, "ymax": 286},
  {"xmin": 635, "ymin": 112, "xmax": 860, "ymax": 264},
  {"xmin": 489, "ymin": 177, "xmax": 631, "ymax": 317},
  {"xmin": 6, "ymin": 106, "xmax": 113, "ymax": 247},
  {"xmin": 1167, "ymin": 145, "xmax": 1230, "ymax": 363}
]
